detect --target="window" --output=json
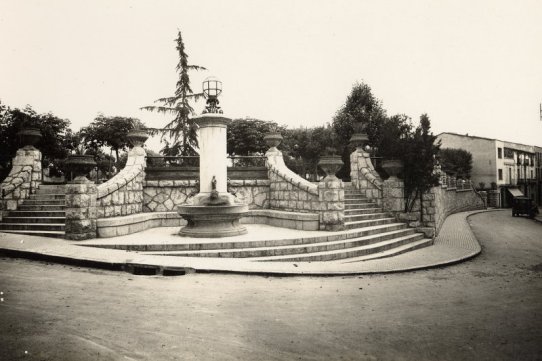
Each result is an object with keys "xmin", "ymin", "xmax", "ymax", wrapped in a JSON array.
[
  {"xmin": 497, "ymin": 148, "xmax": 502, "ymax": 159},
  {"xmin": 498, "ymin": 169, "xmax": 503, "ymax": 180},
  {"xmin": 504, "ymin": 148, "xmax": 514, "ymax": 158},
  {"xmin": 531, "ymin": 170, "xmax": 534, "ymax": 179},
  {"xmin": 508, "ymin": 168, "xmax": 512, "ymax": 183}
]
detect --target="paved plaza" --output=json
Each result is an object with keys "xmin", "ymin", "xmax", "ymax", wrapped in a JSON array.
[{"xmin": 0, "ymin": 210, "xmax": 541, "ymax": 360}]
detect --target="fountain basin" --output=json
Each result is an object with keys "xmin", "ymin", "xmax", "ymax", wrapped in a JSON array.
[{"xmin": 177, "ymin": 204, "xmax": 248, "ymax": 238}]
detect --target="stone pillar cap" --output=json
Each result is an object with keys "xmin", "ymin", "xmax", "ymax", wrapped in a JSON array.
[{"xmin": 193, "ymin": 114, "xmax": 231, "ymax": 128}]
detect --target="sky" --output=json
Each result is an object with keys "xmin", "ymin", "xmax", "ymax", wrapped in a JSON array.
[{"xmin": 1, "ymin": 0, "xmax": 541, "ymax": 152}]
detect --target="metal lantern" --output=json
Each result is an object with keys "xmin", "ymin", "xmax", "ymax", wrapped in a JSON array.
[{"xmin": 202, "ymin": 76, "xmax": 223, "ymax": 114}]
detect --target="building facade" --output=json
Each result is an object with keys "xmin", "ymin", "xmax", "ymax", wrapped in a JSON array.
[{"xmin": 437, "ymin": 133, "xmax": 540, "ymax": 207}]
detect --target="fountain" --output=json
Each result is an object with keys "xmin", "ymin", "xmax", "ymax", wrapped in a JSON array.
[{"xmin": 177, "ymin": 77, "xmax": 248, "ymax": 237}]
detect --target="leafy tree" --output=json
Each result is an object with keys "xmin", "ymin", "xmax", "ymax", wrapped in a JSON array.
[
  {"xmin": 439, "ymin": 148, "xmax": 472, "ymax": 179},
  {"xmin": 0, "ymin": 102, "xmax": 71, "ymax": 168},
  {"xmin": 332, "ymin": 82, "xmax": 387, "ymax": 179},
  {"xmin": 281, "ymin": 125, "xmax": 339, "ymax": 180},
  {"xmin": 227, "ymin": 118, "xmax": 280, "ymax": 155},
  {"xmin": 141, "ymin": 30, "xmax": 206, "ymax": 156},
  {"xmin": 401, "ymin": 114, "xmax": 441, "ymax": 213},
  {"xmin": 80, "ymin": 115, "xmax": 143, "ymax": 161}
]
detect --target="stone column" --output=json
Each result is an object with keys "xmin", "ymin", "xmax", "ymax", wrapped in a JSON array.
[
  {"xmin": 190, "ymin": 114, "xmax": 235, "ymax": 204},
  {"xmin": 318, "ymin": 156, "xmax": 345, "ymax": 231},
  {"xmin": 65, "ymin": 177, "xmax": 97, "ymax": 240}
]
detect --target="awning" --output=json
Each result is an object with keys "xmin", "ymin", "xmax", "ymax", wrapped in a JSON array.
[{"xmin": 507, "ymin": 187, "xmax": 524, "ymax": 198}]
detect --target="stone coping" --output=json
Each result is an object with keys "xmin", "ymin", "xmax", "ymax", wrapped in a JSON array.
[
  {"xmin": 248, "ymin": 209, "xmax": 318, "ymax": 221},
  {"xmin": 96, "ymin": 209, "xmax": 320, "ymax": 237},
  {"xmin": 98, "ymin": 209, "xmax": 318, "ymax": 227},
  {"xmin": 97, "ymin": 211, "xmax": 181, "ymax": 227},
  {"xmin": 144, "ymin": 179, "xmax": 270, "ymax": 187}
]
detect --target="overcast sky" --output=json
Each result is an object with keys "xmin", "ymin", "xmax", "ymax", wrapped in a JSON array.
[{"xmin": 1, "ymin": 0, "xmax": 541, "ymax": 151}]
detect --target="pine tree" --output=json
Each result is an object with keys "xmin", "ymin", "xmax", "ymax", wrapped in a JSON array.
[{"xmin": 141, "ymin": 30, "xmax": 206, "ymax": 155}]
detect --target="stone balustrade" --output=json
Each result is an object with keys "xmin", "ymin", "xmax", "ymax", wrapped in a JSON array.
[
  {"xmin": 350, "ymin": 148, "xmax": 382, "ymax": 204},
  {"xmin": 0, "ymin": 147, "xmax": 42, "ymax": 211},
  {"xmin": 96, "ymin": 147, "xmax": 146, "ymax": 218},
  {"xmin": 266, "ymin": 147, "xmax": 345, "ymax": 231}
]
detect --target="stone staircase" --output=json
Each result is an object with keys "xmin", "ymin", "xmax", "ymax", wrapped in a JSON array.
[
  {"xmin": 83, "ymin": 184, "xmax": 433, "ymax": 262},
  {"xmin": 0, "ymin": 184, "xmax": 66, "ymax": 238}
]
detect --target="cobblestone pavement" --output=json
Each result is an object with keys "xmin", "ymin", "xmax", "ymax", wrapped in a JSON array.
[
  {"xmin": 0, "ymin": 211, "xmax": 491, "ymax": 275},
  {"xmin": 0, "ymin": 210, "xmax": 540, "ymax": 361}
]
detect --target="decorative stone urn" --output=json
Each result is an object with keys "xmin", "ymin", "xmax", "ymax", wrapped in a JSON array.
[
  {"xmin": 17, "ymin": 128, "xmax": 42, "ymax": 149},
  {"xmin": 350, "ymin": 132, "xmax": 369, "ymax": 150},
  {"xmin": 318, "ymin": 155, "xmax": 343, "ymax": 179},
  {"xmin": 65, "ymin": 155, "xmax": 97, "ymax": 181},
  {"xmin": 381, "ymin": 159, "xmax": 404, "ymax": 178},
  {"xmin": 263, "ymin": 132, "xmax": 283, "ymax": 149},
  {"xmin": 127, "ymin": 129, "xmax": 149, "ymax": 148}
]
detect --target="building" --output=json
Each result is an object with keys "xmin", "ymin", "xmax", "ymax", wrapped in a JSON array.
[{"xmin": 436, "ymin": 132, "xmax": 540, "ymax": 207}]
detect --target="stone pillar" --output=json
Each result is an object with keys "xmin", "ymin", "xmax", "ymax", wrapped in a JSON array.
[
  {"xmin": 65, "ymin": 178, "xmax": 97, "ymax": 240},
  {"xmin": 382, "ymin": 176, "xmax": 405, "ymax": 219},
  {"xmin": 0, "ymin": 146, "xmax": 42, "ymax": 211},
  {"xmin": 318, "ymin": 157, "xmax": 345, "ymax": 231}
]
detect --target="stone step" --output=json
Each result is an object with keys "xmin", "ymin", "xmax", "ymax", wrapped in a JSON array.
[
  {"xmin": 345, "ymin": 203, "xmax": 380, "ymax": 210},
  {"xmin": 254, "ymin": 234, "xmax": 429, "ymax": 262},
  {"xmin": 344, "ymin": 212, "xmax": 390, "ymax": 222},
  {"xmin": 36, "ymin": 185, "xmax": 66, "ymax": 194},
  {"xmin": 142, "ymin": 229, "xmax": 419, "ymax": 258},
  {"xmin": 340, "ymin": 239, "xmax": 434, "ymax": 263},
  {"xmin": 28, "ymin": 193, "xmax": 66, "ymax": 200},
  {"xmin": 0, "ymin": 223, "xmax": 65, "ymax": 231},
  {"xmin": 8, "ymin": 210, "xmax": 65, "ymax": 217},
  {"xmin": 3, "ymin": 217, "xmax": 65, "ymax": 224},
  {"xmin": 0, "ymin": 229, "xmax": 65, "ymax": 238},
  {"xmin": 22, "ymin": 199, "xmax": 65, "ymax": 205},
  {"xmin": 345, "ymin": 208, "xmax": 384, "ymax": 215},
  {"xmin": 18, "ymin": 204, "xmax": 65, "ymax": 211},
  {"xmin": 344, "ymin": 198, "xmax": 370, "ymax": 204},
  {"xmin": 344, "ymin": 217, "xmax": 395, "ymax": 230},
  {"xmin": 80, "ymin": 223, "xmax": 409, "ymax": 252}
]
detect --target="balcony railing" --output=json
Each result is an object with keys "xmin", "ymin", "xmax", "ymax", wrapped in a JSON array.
[
  {"xmin": 228, "ymin": 155, "xmax": 267, "ymax": 167},
  {"xmin": 146, "ymin": 156, "xmax": 199, "ymax": 167}
]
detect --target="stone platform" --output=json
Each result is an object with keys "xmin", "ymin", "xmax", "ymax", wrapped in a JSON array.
[{"xmin": 0, "ymin": 210, "xmax": 489, "ymax": 275}]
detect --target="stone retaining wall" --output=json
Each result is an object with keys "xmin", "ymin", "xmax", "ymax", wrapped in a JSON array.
[
  {"xmin": 143, "ymin": 180, "xmax": 270, "ymax": 212},
  {"xmin": 400, "ymin": 184, "xmax": 486, "ymax": 237},
  {"xmin": 430, "ymin": 186, "xmax": 486, "ymax": 233},
  {"xmin": 0, "ymin": 147, "xmax": 42, "ymax": 212},
  {"xmin": 96, "ymin": 147, "xmax": 146, "ymax": 218}
]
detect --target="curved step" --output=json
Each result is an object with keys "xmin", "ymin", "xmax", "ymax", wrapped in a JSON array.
[
  {"xmin": 141, "ymin": 229, "xmax": 420, "ymax": 258},
  {"xmin": 79, "ymin": 223, "xmax": 409, "ymax": 252},
  {"xmin": 253, "ymin": 234, "xmax": 431, "ymax": 262}
]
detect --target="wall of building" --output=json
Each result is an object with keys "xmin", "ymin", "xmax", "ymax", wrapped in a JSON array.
[{"xmin": 436, "ymin": 133, "xmax": 496, "ymax": 187}]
